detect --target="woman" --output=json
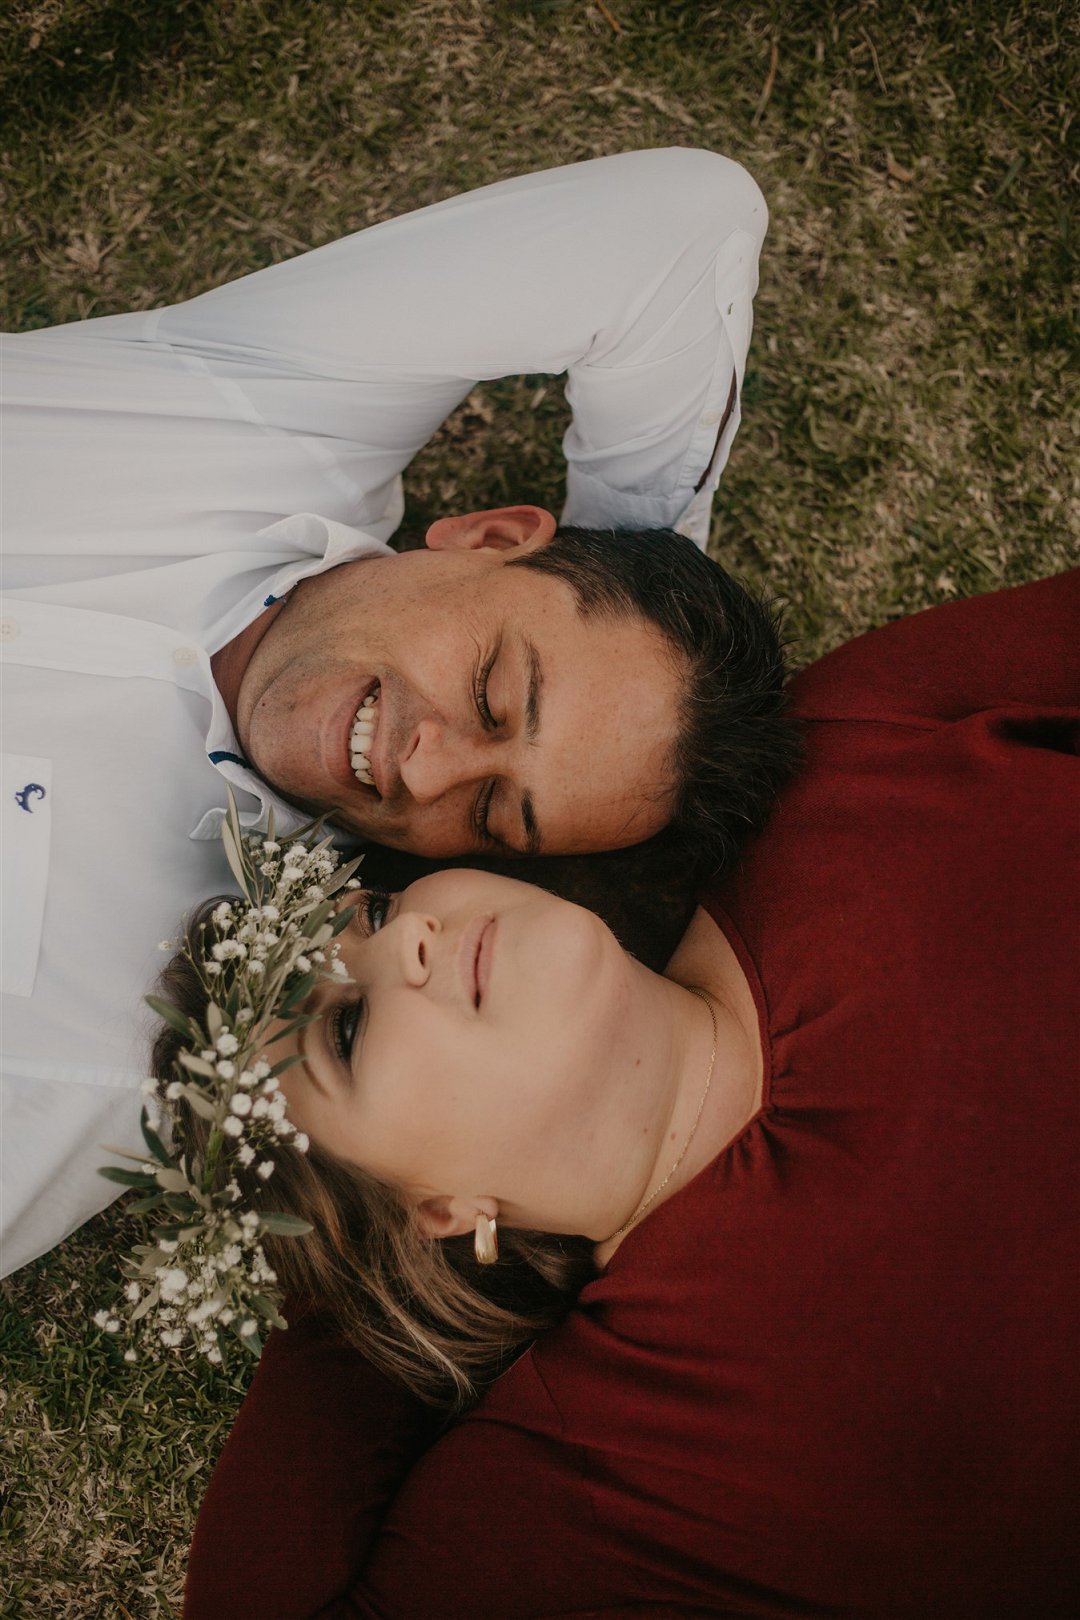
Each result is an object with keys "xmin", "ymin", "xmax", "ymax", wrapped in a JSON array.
[{"xmin": 152, "ymin": 570, "xmax": 1077, "ymax": 1618}]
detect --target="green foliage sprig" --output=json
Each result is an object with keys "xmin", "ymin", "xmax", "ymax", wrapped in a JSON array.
[{"xmin": 96, "ymin": 788, "xmax": 362, "ymax": 1367}]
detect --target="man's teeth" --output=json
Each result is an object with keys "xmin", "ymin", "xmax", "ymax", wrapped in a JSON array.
[{"xmin": 350, "ymin": 688, "xmax": 379, "ymax": 789}]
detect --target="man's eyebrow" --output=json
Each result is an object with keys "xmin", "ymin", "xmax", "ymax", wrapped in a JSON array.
[
  {"xmin": 523, "ymin": 636, "xmax": 543, "ymax": 740},
  {"xmin": 518, "ymin": 637, "xmax": 544, "ymax": 856}
]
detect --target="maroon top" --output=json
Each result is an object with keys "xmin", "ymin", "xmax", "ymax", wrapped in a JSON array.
[{"xmin": 185, "ymin": 571, "xmax": 1080, "ymax": 1619}]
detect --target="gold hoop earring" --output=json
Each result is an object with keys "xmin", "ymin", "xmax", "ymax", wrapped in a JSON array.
[{"xmin": 474, "ymin": 1212, "xmax": 498, "ymax": 1265}]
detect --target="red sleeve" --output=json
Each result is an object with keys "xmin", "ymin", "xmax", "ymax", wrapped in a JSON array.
[
  {"xmin": 790, "ymin": 568, "xmax": 1080, "ymax": 724},
  {"xmin": 183, "ymin": 1307, "xmax": 435, "ymax": 1620}
]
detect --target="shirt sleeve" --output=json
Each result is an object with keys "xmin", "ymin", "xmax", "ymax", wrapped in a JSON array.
[
  {"xmin": 152, "ymin": 148, "xmax": 767, "ymax": 545},
  {"xmin": 182, "ymin": 1309, "xmax": 436, "ymax": 1620},
  {"xmin": 790, "ymin": 569, "xmax": 1080, "ymax": 727}
]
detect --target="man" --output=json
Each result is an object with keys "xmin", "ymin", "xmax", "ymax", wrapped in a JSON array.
[{"xmin": 1, "ymin": 148, "xmax": 793, "ymax": 1276}]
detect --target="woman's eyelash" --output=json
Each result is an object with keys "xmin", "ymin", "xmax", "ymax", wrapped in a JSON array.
[
  {"xmin": 328, "ymin": 1001, "xmax": 363, "ymax": 1065},
  {"xmin": 360, "ymin": 889, "xmax": 391, "ymax": 933}
]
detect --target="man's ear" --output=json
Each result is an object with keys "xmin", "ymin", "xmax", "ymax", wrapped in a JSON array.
[
  {"xmin": 424, "ymin": 505, "xmax": 557, "ymax": 555},
  {"xmin": 414, "ymin": 1193, "xmax": 499, "ymax": 1242}
]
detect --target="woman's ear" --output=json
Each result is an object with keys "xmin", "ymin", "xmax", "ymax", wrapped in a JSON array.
[{"xmin": 414, "ymin": 1193, "xmax": 499, "ymax": 1241}]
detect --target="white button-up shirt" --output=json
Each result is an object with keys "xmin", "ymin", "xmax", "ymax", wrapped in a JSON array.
[{"xmin": 0, "ymin": 148, "xmax": 766, "ymax": 1275}]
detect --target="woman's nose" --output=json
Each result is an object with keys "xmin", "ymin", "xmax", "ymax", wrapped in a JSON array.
[{"xmin": 395, "ymin": 911, "xmax": 440, "ymax": 987}]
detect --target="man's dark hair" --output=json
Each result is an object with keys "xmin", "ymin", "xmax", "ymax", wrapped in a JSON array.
[{"xmin": 511, "ymin": 526, "xmax": 800, "ymax": 881}]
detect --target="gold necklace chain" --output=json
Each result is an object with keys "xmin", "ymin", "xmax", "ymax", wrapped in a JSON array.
[{"xmin": 600, "ymin": 985, "xmax": 718, "ymax": 1245}]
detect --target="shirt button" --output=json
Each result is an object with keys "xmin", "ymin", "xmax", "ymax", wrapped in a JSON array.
[
  {"xmin": 0, "ymin": 617, "xmax": 18, "ymax": 640},
  {"xmin": 172, "ymin": 646, "xmax": 198, "ymax": 667}
]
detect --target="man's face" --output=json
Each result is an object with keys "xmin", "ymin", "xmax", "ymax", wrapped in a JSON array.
[{"xmin": 232, "ymin": 509, "xmax": 684, "ymax": 859}]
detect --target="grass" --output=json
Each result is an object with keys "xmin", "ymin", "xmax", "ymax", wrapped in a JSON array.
[{"xmin": 1, "ymin": 1, "xmax": 1076, "ymax": 1613}]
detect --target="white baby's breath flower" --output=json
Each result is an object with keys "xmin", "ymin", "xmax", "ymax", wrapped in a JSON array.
[
  {"xmin": 158, "ymin": 1267, "xmax": 188, "ymax": 1299},
  {"xmin": 140, "ymin": 1078, "xmax": 158, "ymax": 1097},
  {"xmin": 103, "ymin": 790, "xmax": 362, "ymax": 1372},
  {"xmin": 124, "ymin": 1348, "xmax": 138, "ymax": 1362},
  {"xmin": 158, "ymin": 940, "xmax": 173, "ymax": 951},
  {"xmin": 294, "ymin": 1132, "xmax": 310, "ymax": 1154}
]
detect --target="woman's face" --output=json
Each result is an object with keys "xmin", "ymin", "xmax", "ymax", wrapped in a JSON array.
[{"xmin": 271, "ymin": 870, "xmax": 641, "ymax": 1231}]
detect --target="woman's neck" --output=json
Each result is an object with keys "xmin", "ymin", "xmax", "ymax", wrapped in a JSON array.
[{"xmin": 592, "ymin": 906, "xmax": 763, "ymax": 1266}]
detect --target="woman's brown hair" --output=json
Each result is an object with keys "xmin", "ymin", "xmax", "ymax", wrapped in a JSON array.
[{"xmin": 152, "ymin": 899, "xmax": 596, "ymax": 1412}]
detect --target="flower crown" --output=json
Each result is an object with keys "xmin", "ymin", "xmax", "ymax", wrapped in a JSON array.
[{"xmin": 96, "ymin": 788, "xmax": 362, "ymax": 1367}]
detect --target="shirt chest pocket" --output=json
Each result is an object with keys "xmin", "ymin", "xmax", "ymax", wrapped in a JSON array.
[{"xmin": 2, "ymin": 754, "xmax": 52, "ymax": 998}]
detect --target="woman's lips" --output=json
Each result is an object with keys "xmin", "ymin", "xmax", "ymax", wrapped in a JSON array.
[{"xmin": 458, "ymin": 915, "xmax": 496, "ymax": 1010}]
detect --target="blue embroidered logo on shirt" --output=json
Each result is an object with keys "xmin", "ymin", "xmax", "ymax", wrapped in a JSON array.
[
  {"xmin": 15, "ymin": 782, "xmax": 46, "ymax": 812},
  {"xmin": 207, "ymin": 751, "xmax": 251, "ymax": 769}
]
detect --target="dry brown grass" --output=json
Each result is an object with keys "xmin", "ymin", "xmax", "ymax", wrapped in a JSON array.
[{"xmin": 2, "ymin": 1, "xmax": 1077, "ymax": 1612}]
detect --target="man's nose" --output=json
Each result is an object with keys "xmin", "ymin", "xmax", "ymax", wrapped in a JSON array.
[{"xmin": 399, "ymin": 717, "xmax": 494, "ymax": 805}]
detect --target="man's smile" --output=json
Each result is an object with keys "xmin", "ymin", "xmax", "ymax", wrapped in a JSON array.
[{"xmin": 349, "ymin": 683, "xmax": 381, "ymax": 792}]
